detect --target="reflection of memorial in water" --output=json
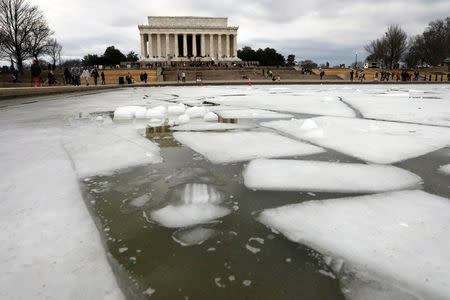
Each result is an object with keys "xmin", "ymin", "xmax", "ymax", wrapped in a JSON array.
[
  {"xmin": 218, "ymin": 116, "xmax": 238, "ymax": 123},
  {"xmin": 146, "ymin": 124, "xmax": 179, "ymax": 147}
]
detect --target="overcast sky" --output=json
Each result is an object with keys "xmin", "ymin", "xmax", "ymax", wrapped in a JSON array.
[{"xmin": 27, "ymin": 0, "xmax": 449, "ymax": 65}]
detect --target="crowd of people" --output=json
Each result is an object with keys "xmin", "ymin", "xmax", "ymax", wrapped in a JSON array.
[{"xmin": 22, "ymin": 60, "xmax": 450, "ymax": 87}]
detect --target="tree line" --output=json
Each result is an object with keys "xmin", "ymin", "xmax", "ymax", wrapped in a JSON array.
[
  {"xmin": 0, "ymin": 0, "xmax": 62, "ymax": 72},
  {"xmin": 82, "ymin": 46, "xmax": 139, "ymax": 66},
  {"xmin": 238, "ymin": 46, "xmax": 296, "ymax": 66},
  {"xmin": 365, "ymin": 17, "xmax": 449, "ymax": 68}
]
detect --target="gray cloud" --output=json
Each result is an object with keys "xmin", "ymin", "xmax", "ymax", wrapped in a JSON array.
[{"xmin": 5, "ymin": 0, "xmax": 446, "ymax": 65}]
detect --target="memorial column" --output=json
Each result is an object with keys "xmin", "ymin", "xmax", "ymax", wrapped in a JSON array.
[
  {"xmin": 183, "ymin": 34, "xmax": 187, "ymax": 57},
  {"xmin": 209, "ymin": 34, "xmax": 214, "ymax": 57},
  {"xmin": 225, "ymin": 34, "xmax": 230, "ymax": 57},
  {"xmin": 192, "ymin": 34, "xmax": 197, "ymax": 57},
  {"xmin": 140, "ymin": 34, "xmax": 146, "ymax": 59},
  {"xmin": 217, "ymin": 34, "xmax": 222, "ymax": 58},
  {"xmin": 174, "ymin": 34, "xmax": 179, "ymax": 57},
  {"xmin": 156, "ymin": 33, "xmax": 161, "ymax": 57},
  {"xmin": 147, "ymin": 34, "xmax": 152, "ymax": 58},
  {"xmin": 233, "ymin": 34, "xmax": 238, "ymax": 57},
  {"xmin": 201, "ymin": 34, "xmax": 205, "ymax": 56},
  {"xmin": 165, "ymin": 33, "xmax": 170, "ymax": 57}
]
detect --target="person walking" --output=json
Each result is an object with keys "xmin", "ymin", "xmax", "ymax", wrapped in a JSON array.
[
  {"xmin": 91, "ymin": 67, "xmax": 99, "ymax": 85},
  {"xmin": 72, "ymin": 64, "xmax": 81, "ymax": 86},
  {"xmin": 82, "ymin": 68, "xmax": 90, "ymax": 86},
  {"xmin": 177, "ymin": 71, "xmax": 180, "ymax": 83},
  {"xmin": 64, "ymin": 67, "xmax": 71, "ymax": 84},
  {"xmin": 143, "ymin": 72, "xmax": 148, "ymax": 83},
  {"xmin": 319, "ymin": 69, "xmax": 325, "ymax": 80},
  {"xmin": 350, "ymin": 69, "xmax": 354, "ymax": 81},
  {"xmin": 181, "ymin": 71, "xmax": 186, "ymax": 82},
  {"xmin": 101, "ymin": 71, "xmax": 105, "ymax": 85},
  {"xmin": 31, "ymin": 60, "xmax": 42, "ymax": 87}
]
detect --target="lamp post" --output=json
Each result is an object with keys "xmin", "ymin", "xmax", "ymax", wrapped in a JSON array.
[{"xmin": 355, "ymin": 52, "xmax": 358, "ymax": 68}]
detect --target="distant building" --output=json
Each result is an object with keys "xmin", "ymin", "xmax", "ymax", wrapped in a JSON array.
[{"xmin": 138, "ymin": 16, "xmax": 240, "ymax": 63}]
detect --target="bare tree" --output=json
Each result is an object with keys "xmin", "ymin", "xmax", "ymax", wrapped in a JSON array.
[
  {"xmin": 423, "ymin": 17, "xmax": 450, "ymax": 66},
  {"xmin": 364, "ymin": 38, "xmax": 387, "ymax": 65},
  {"xmin": 46, "ymin": 38, "xmax": 62, "ymax": 66},
  {"xmin": 26, "ymin": 17, "xmax": 53, "ymax": 62},
  {"xmin": 404, "ymin": 35, "xmax": 427, "ymax": 68},
  {"xmin": 0, "ymin": 0, "xmax": 43, "ymax": 72},
  {"xmin": 384, "ymin": 24, "xmax": 408, "ymax": 68}
]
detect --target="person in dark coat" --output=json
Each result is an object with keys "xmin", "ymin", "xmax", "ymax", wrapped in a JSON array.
[
  {"xmin": 143, "ymin": 72, "xmax": 148, "ymax": 83},
  {"xmin": 101, "ymin": 71, "xmax": 105, "ymax": 85},
  {"xmin": 31, "ymin": 60, "xmax": 42, "ymax": 87},
  {"xmin": 91, "ymin": 67, "xmax": 99, "ymax": 85},
  {"xmin": 64, "ymin": 67, "xmax": 71, "ymax": 84}
]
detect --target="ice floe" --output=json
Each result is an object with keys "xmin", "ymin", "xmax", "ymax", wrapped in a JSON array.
[
  {"xmin": 62, "ymin": 125, "xmax": 162, "ymax": 177},
  {"xmin": 149, "ymin": 184, "xmax": 230, "ymax": 228},
  {"xmin": 185, "ymin": 106, "xmax": 208, "ymax": 118},
  {"xmin": 244, "ymin": 159, "xmax": 422, "ymax": 193},
  {"xmin": 173, "ymin": 131, "xmax": 325, "ymax": 163},
  {"xmin": 257, "ymin": 190, "xmax": 450, "ymax": 300},
  {"xmin": 343, "ymin": 94, "xmax": 450, "ymax": 126},
  {"xmin": 215, "ymin": 108, "xmax": 292, "ymax": 119},
  {"xmin": 210, "ymin": 94, "xmax": 355, "ymax": 117},
  {"xmin": 263, "ymin": 116, "xmax": 450, "ymax": 164},
  {"xmin": 203, "ymin": 111, "xmax": 219, "ymax": 122}
]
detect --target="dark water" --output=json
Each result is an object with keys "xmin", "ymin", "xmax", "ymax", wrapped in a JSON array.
[{"xmin": 80, "ymin": 114, "xmax": 449, "ymax": 300}]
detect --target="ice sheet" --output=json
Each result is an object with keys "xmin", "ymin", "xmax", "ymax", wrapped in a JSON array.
[
  {"xmin": 244, "ymin": 159, "xmax": 422, "ymax": 193},
  {"xmin": 215, "ymin": 109, "xmax": 292, "ymax": 119},
  {"xmin": 62, "ymin": 124, "xmax": 162, "ymax": 177},
  {"xmin": 173, "ymin": 131, "xmax": 325, "ymax": 163},
  {"xmin": 210, "ymin": 94, "xmax": 355, "ymax": 117},
  {"xmin": 257, "ymin": 190, "xmax": 450, "ymax": 300},
  {"xmin": 343, "ymin": 94, "xmax": 450, "ymax": 126},
  {"xmin": 263, "ymin": 116, "xmax": 450, "ymax": 164}
]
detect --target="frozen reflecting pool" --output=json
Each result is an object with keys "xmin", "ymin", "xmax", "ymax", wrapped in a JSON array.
[{"xmin": 1, "ymin": 84, "xmax": 449, "ymax": 299}]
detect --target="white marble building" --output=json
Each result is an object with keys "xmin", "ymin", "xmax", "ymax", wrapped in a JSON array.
[{"xmin": 138, "ymin": 16, "xmax": 240, "ymax": 63}]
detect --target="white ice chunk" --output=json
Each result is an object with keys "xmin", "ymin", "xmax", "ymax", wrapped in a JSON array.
[
  {"xmin": 150, "ymin": 203, "xmax": 230, "ymax": 228},
  {"xmin": 257, "ymin": 190, "xmax": 450, "ymax": 300},
  {"xmin": 134, "ymin": 106, "xmax": 147, "ymax": 119},
  {"xmin": 244, "ymin": 159, "xmax": 422, "ymax": 193},
  {"xmin": 172, "ymin": 227, "xmax": 216, "ymax": 246},
  {"xmin": 173, "ymin": 131, "xmax": 324, "ymax": 163},
  {"xmin": 185, "ymin": 106, "xmax": 208, "ymax": 118},
  {"xmin": 263, "ymin": 116, "xmax": 450, "ymax": 164},
  {"xmin": 150, "ymin": 183, "xmax": 230, "ymax": 228},
  {"xmin": 177, "ymin": 114, "xmax": 190, "ymax": 125},
  {"xmin": 215, "ymin": 109, "xmax": 292, "ymax": 119},
  {"xmin": 172, "ymin": 122, "xmax": 249, "ymax": 131},
  {"xmin": 168, "ymin": 104, "xmax": 186, "ymax": 115},
  {"xmin": 146, "ymin": 107, "xmax": 166, "ymax": 119},
  {"xmin": 438, "ymin": 164, "xmax": 450, "ymax": 175},
  {"xmin": 114, "ymin": 106, "xmax": 139, "ymax": 120},
  {"xmin": 203, "ymin": 111, "xmax": 219, "ymax": 122}
]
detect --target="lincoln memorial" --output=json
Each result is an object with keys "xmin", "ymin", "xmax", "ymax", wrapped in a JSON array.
[{"xmin": 138, "ymin": 16, "xmax": 240, "ymax": 63}]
